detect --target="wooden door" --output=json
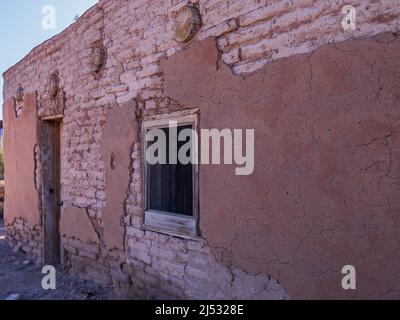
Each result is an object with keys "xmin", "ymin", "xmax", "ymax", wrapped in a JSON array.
[{"xmin": 42, "ymin": 120, "xmax": 61, "ymax": 265}]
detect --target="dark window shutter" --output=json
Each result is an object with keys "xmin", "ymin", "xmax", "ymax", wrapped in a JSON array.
[{"xmin": 148, "ymin": 125, "xmax": 193, "ymax": 216}]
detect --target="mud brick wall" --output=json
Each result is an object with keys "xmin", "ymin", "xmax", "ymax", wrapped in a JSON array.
[
  {"xmin": 6, "ymin": 218, "xmax": 43, "ymax": 265},
  {"xmin": 2, "ymin": 0, "xmax": 400, "ymax": 299}
]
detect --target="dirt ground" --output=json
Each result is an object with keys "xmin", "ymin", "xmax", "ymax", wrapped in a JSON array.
[{"xmin": 0, "ymin": 219, "xmax": 115, "ymax": 300}]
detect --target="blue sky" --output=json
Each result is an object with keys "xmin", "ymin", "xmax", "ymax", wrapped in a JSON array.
[{"xmin": 0, "ymin": 0, "xmax": 98, "ymax": 119}]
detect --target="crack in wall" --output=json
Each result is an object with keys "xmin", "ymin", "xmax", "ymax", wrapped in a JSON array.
[
  {"xmin": 161, "ymin": 33, "xmax": 400, "ymax": 299},
  {"xmin": 85, "ymin": 208, "xmax": 105, "ymax": 246}
]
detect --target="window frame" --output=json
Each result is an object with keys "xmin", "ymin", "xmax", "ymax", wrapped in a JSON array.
[{"xmin": 141, "ymin": 111, "xmax": 199, "ymax": 239}]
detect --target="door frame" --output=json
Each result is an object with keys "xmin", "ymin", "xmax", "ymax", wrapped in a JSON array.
[{"xmin": 41, "ymin": 116, "xmax": 63, "ymax": 266}]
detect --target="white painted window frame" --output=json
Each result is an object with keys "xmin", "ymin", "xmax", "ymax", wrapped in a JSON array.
[{"xmin": 141, "ymin": 110, "xmax": 200, "ymax": 239}]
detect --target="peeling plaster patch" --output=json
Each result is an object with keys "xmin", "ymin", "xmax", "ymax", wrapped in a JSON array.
[
  {"xmin": 161, "ymin": 34, "xmax": 400, "ymax": 299},
  {"xmin": 100, "ymin": 100, "xmax": 138, "ymax": 251},
  {"xmin": 3, "ymin": 93, "xmax": 40, "ymax": 227}
]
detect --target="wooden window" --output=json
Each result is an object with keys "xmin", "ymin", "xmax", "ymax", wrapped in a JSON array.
[{"xmin": 142, "ymin": 113, "xmax": 199, "ymax": 238}]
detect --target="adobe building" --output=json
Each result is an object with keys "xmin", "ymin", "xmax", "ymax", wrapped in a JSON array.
[{"xmin": 2, "ymin": 0, "xmax": 400, "ymax": 299}]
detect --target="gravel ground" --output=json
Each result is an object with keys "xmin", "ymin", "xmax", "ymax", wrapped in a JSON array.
[{"xmin": 0, "ymin": 218, "xmax": 115, "ymax": 300}]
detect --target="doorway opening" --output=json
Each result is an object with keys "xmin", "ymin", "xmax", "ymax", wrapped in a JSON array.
[{"xmin": 41, "ymin": 120, "xmax": 61, "ymax": 265}]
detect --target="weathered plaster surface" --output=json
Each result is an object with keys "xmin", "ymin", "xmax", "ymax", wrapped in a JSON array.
[
  {"xmin": 162, "ymin": 34, "xmax": 400, "ymax": 299},
  {"xmin": 3, "ymin": 93, "xmax": 40, "ymax": 227},
  {"xmin": 100, "ymin": 100, "xmax": 139, "ymax": 250},
  {"xmin": 60, "ymin": 207, "xmax": 100, "ymax": 244},
  {"xmin": 2, "ymin": 93, "xmax": 43, "ymax": 263}
]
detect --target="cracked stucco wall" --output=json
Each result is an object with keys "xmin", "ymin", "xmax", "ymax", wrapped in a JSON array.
[
  {"xmin": 3, "ymin": 93, "xmax": 43, "ymax": 264},
  {"xmin": 2, "ymin": 0, "xmax": 400, "ymax": 299},
  {"xmin": 162, "ymin": 34, "xmax": 400, "ymax": 299}
]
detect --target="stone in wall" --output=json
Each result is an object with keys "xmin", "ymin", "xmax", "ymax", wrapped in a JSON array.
[
  {"xmin": 34, "ymin": 145, "xmax": 42, "ymax": 191},
  {"xmin": 6, "ymin": 217, "xmax": 43, "ymax": 265},
  {"xmin": 38, "ymin": 71, "xmax": 65, "ymax": 119},
  {"xmin": 123, "ymin": 227, "xmax": 289, "ymax": 299}
]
